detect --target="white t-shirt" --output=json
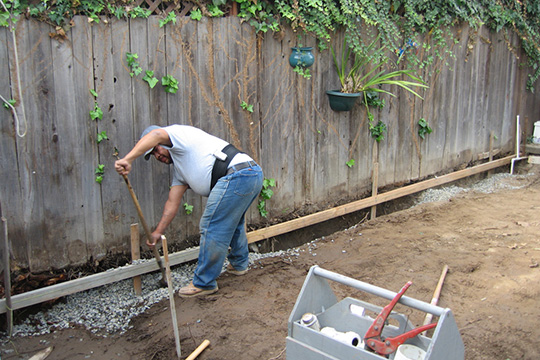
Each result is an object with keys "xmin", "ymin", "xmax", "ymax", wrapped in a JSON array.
[{"xmin": 162, "ymin": 125, "xmax": 251, "ymax": 196}]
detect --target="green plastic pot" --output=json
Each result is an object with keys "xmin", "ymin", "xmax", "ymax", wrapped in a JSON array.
[{"xmin": 326, "ymin": 90, "xmax": 362, "ymax": 112}]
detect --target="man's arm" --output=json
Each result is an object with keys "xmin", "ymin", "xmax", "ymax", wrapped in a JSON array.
[
  {"xmin": 148, "ymin": 184, "xmax": 188, "ymax": 246},
  {"xmin": 115, "ymin": 128, "xmax": 172, "ymax": 175}
]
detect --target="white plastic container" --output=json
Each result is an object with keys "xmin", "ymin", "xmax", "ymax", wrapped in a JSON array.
[
  {"xmin": 394, "ymin": 344, "xmax": 427, "ymax": 360},
  {"xmin": 533, "ymin": 121, "xmax": 540, "ymax": 144}
]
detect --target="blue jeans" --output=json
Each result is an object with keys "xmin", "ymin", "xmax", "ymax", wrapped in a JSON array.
[{"xmin": 193, "ymin": 164, "xmax": 263, "ymax": 289}]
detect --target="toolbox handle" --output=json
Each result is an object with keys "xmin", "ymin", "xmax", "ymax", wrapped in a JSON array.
[{"xmin": 312, "ymin": 266, "xmax": 445, "ymax": 317}]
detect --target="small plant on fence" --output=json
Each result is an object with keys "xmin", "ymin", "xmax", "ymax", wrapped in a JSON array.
[
  {"xmin": 370, "ymin": 121, "xmax": 387, "ymax": 143},
  {"xmin": 190, "ymin": 8, "xmax": 202, "ymax": 21},
  {"xmin": 143, "ymin": 70, "xmax": 159, "ymax": 89},
  {"xmin": 126, "ymin": 52, "xmax": 142, "ymax": 77},
  {"xmin": 161, "ymin": 75, "xmax": 179, "ymax": 94},
  {"xmin": 2, "ymin": 98, "xmax": 15, "ymax": 109},
  {"xmin": 159, "ymin": 11, "xmax": 176, "ymax": 27},
  {"xmin": 89, "ymin": 89, "xmax": 103, "ymax": 121},
  {"xmin": 183, "ymin": 202, "xmax": 194, "ymax": 215},
  {"xmin": 418, "ymin": 118, "xmax": 433, "ymax": 139},
  {"xmin": 363, "ymin": 90, "xmax": 385, "ymax": 109},
  {"xmin": 96, "ymin": 131, "xmax": 108, "ymax": 144},
  {"xmin": 241, "ymin": 101, "xmax": 254, "ymax": 113},
  {"xmin": 346, "ymin": 159, "xmax": 355, "ymax": 168},
  {"xmin": 95, "ymin": 164, "xmax": 105, "ymax": 184},
  {"xmin": 258, "ymin": 178, "xmax": 276, "ymax": 218},
  {"xmin": 293, "ymin": 66, "xmax": 311, "ymax": 79},
  {"xmin": 90, "ymin": 101, "xmax": 103, "ymax": 121}
]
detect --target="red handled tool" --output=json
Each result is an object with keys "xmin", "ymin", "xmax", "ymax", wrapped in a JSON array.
[{"xmin": 364, "ymin": 281, "xmax": 437, "ymax": 356}]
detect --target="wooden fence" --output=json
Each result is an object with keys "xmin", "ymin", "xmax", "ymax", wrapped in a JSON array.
[{"xmin": 1, "ymin": 16, "xmax": 539, "ymax": 272}]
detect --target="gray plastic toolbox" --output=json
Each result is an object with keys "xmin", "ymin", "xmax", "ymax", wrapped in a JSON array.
[{"xmin": 286, "ymin": 266, "xmax": 464, "ymax": 360}]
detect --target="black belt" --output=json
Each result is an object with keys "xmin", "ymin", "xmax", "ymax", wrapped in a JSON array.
[
  {"xmin": 226, "ymin": 161, "xmax": 257, "ymax": 175},
  {"xmin": 210, "ymin": 144, "xmax": 242, "ymax": 190}
]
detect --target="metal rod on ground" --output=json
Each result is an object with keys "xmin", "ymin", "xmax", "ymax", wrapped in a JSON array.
[
  {"xmin": 371, "ymin": 140, "xmax": 379, "ymax": 220},
  {"xmin": 130, "ymin": 224, "xmax": 142, "ymax": 295},
  {"xmin": 186, "ymin": 339, "xmax": 210, "ymax": 360},
  {"xmin": 162, "ymin": 235, "xmax": 181, "ymax": 358},
  {"xmin": 1, "ymin": 201, "xmax": 13, "ymax": 336},
  {"xmin": 422, "ymin": 264, "xmax": 449, "ymax": 334},
  {"xmin": 371, "ymin": 162, "xmax": 378, "ymax": 220},
  {"xmin": 511, "ymin": 115, "xmax": 527, "ymax": 174}
]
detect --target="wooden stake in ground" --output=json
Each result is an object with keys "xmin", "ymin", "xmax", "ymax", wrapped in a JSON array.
[
  {"xmin": 28, "ymin": 346, "xmax": 54, "ymax": 360},
  {"xmin": 130, "ymin": 224, "xmax": 142, "ymax": 295},
  {"xmin": 162, "ymin": 235, "xmax": 181, "ymax": 358},
  {"xmin": 422, "ymin": 264, "xmax": 449, "ymax": 333},
  {"xmin": 186, "ymin": 339, "xmax": 210, "ymax": 360}
]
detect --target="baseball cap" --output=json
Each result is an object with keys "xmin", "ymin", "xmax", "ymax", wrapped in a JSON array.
[{"xmin": 141, "ymin": 125, "xmax": 162, "ymax": 160}]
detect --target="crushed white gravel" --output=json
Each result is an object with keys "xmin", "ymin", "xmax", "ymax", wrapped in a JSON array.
[
  {"xmin": 414, "ymin": 171, "xmax": 533, "ymax": 205},
  {"xmin": 3, "ymin": 168, "xmax": 537, "ymax": 339}
]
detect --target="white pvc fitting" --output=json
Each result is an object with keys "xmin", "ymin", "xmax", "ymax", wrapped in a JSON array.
[
  {"xmin": 394, "ymin": 344, "xmax": 427, "ymax": 360},
  {"xmin": 320, "ymin": 327, "xmax": 362, "ymax": 347},
  {"xmin": 300, "ymin": 313, "xmax": 320, "ymax": 331}
]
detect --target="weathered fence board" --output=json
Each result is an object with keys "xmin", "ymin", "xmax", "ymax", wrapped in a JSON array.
[{"xmin": 2, "ymin": 17, "xmax": 540, "ymax": 271}]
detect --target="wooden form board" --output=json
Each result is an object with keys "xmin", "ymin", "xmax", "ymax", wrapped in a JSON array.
[
  {"xmin": 247, "ymin": 155, "xmax": 514, "ymax": 243},
  {"xmin": 0, "ymin": 247, "xmax": 199, "ymax": 314},
  {"xmin": 0, "ymin": 155, "xmax": 513, "ymax": 314}
]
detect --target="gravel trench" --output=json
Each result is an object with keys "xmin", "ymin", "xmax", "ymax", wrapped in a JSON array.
[{"xmin": 2, "ymin": 170, "xmax": 535, "ymax": 339}]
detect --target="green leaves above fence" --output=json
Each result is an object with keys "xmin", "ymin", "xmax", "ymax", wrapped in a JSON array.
[
  {"xmin": 3, "ymin": 0, "xmax": 540, "ymax": 90},
  {"xmin": 126, "ymin": 52, "xmax": 179, "ymax": 93}
]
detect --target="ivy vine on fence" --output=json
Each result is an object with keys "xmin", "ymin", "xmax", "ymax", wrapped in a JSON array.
[{"xmin": 1, "ymin": 0, "xmax": 539, "ymax": 92}]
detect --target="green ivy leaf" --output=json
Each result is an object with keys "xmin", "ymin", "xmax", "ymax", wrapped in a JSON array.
[
  {"xmin": 241, "ymin": 101, "xmax": 254, "ymax": 113},
  {"xmin": 96, "ymin": 130, "xmax": 108, "ymax": 144},
  {"xmin": 0, "ymin": 12, "xmax": 10, "ymax": 27},
  {"xmin": 159, "ymin": 11, "xmax": 177, "ymax": 27},
  {"xmin": 183, "ymin": 202, "xmax": 194, "ymax": 215},
  {"xmin": 257, "ymin": 200, "xmax": 268, "ymax": 218},
  {"xmin": 143, "ymin": 70, "xmax": 159, "ymax": 88},
  {"xmin": 3, "ymin": 99, "xmax": 16, "ymax": 109},
  {"xmin": 190, "ymin": 8, "xmax": 202, "ymax": 21},
  {"xmin": 90, "ymin": 103, "xmax": 103, "ymax": 121},
  {"xmin": 161, "ymin": 75, "xmax": 179, "ymax": 94}
]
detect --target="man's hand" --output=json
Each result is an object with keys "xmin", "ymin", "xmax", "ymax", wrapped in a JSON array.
[
  {"xmin": 115, "ymin": 158, "xmax": 132, "ymax": 176},
  {"xmin": 147, "ymin": 231, "xmax": 163, "ymax": 247}
]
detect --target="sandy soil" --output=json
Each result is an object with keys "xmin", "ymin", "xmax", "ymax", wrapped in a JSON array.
[{"xmin": 2, "ymin": 165, "xmax": 540, "ymax": 360}]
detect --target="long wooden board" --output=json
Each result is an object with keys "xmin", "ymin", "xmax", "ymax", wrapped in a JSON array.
[
  {"xmin": 0, "ymin": 247, "xmax": 199, "ymax": 313},
  {"xmin": 0, "ymin": 155, "xmax": 514, "ymax": 314},
  {"xmin": 246, "ymin": 155, "xmax": 514, "ymax": 243}
]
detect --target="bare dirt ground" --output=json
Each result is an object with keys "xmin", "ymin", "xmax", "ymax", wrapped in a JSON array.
[{"xmin": 2, "ymin": 164, "xmax": 540, "ymax": 360}]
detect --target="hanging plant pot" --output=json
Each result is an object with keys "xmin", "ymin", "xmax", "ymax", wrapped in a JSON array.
[
  {"xmin": 289, "ymin": 47, "xmax": 315, "ymax": 68},
  {"xmin": 326, "ymin": 90, "xmax": 362, "ymax": 112}
]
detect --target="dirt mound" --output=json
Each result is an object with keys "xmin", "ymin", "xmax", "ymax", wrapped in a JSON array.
[{"xmin": 2, "ymin": 165, "xmax": 540, "ymax": 360}]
